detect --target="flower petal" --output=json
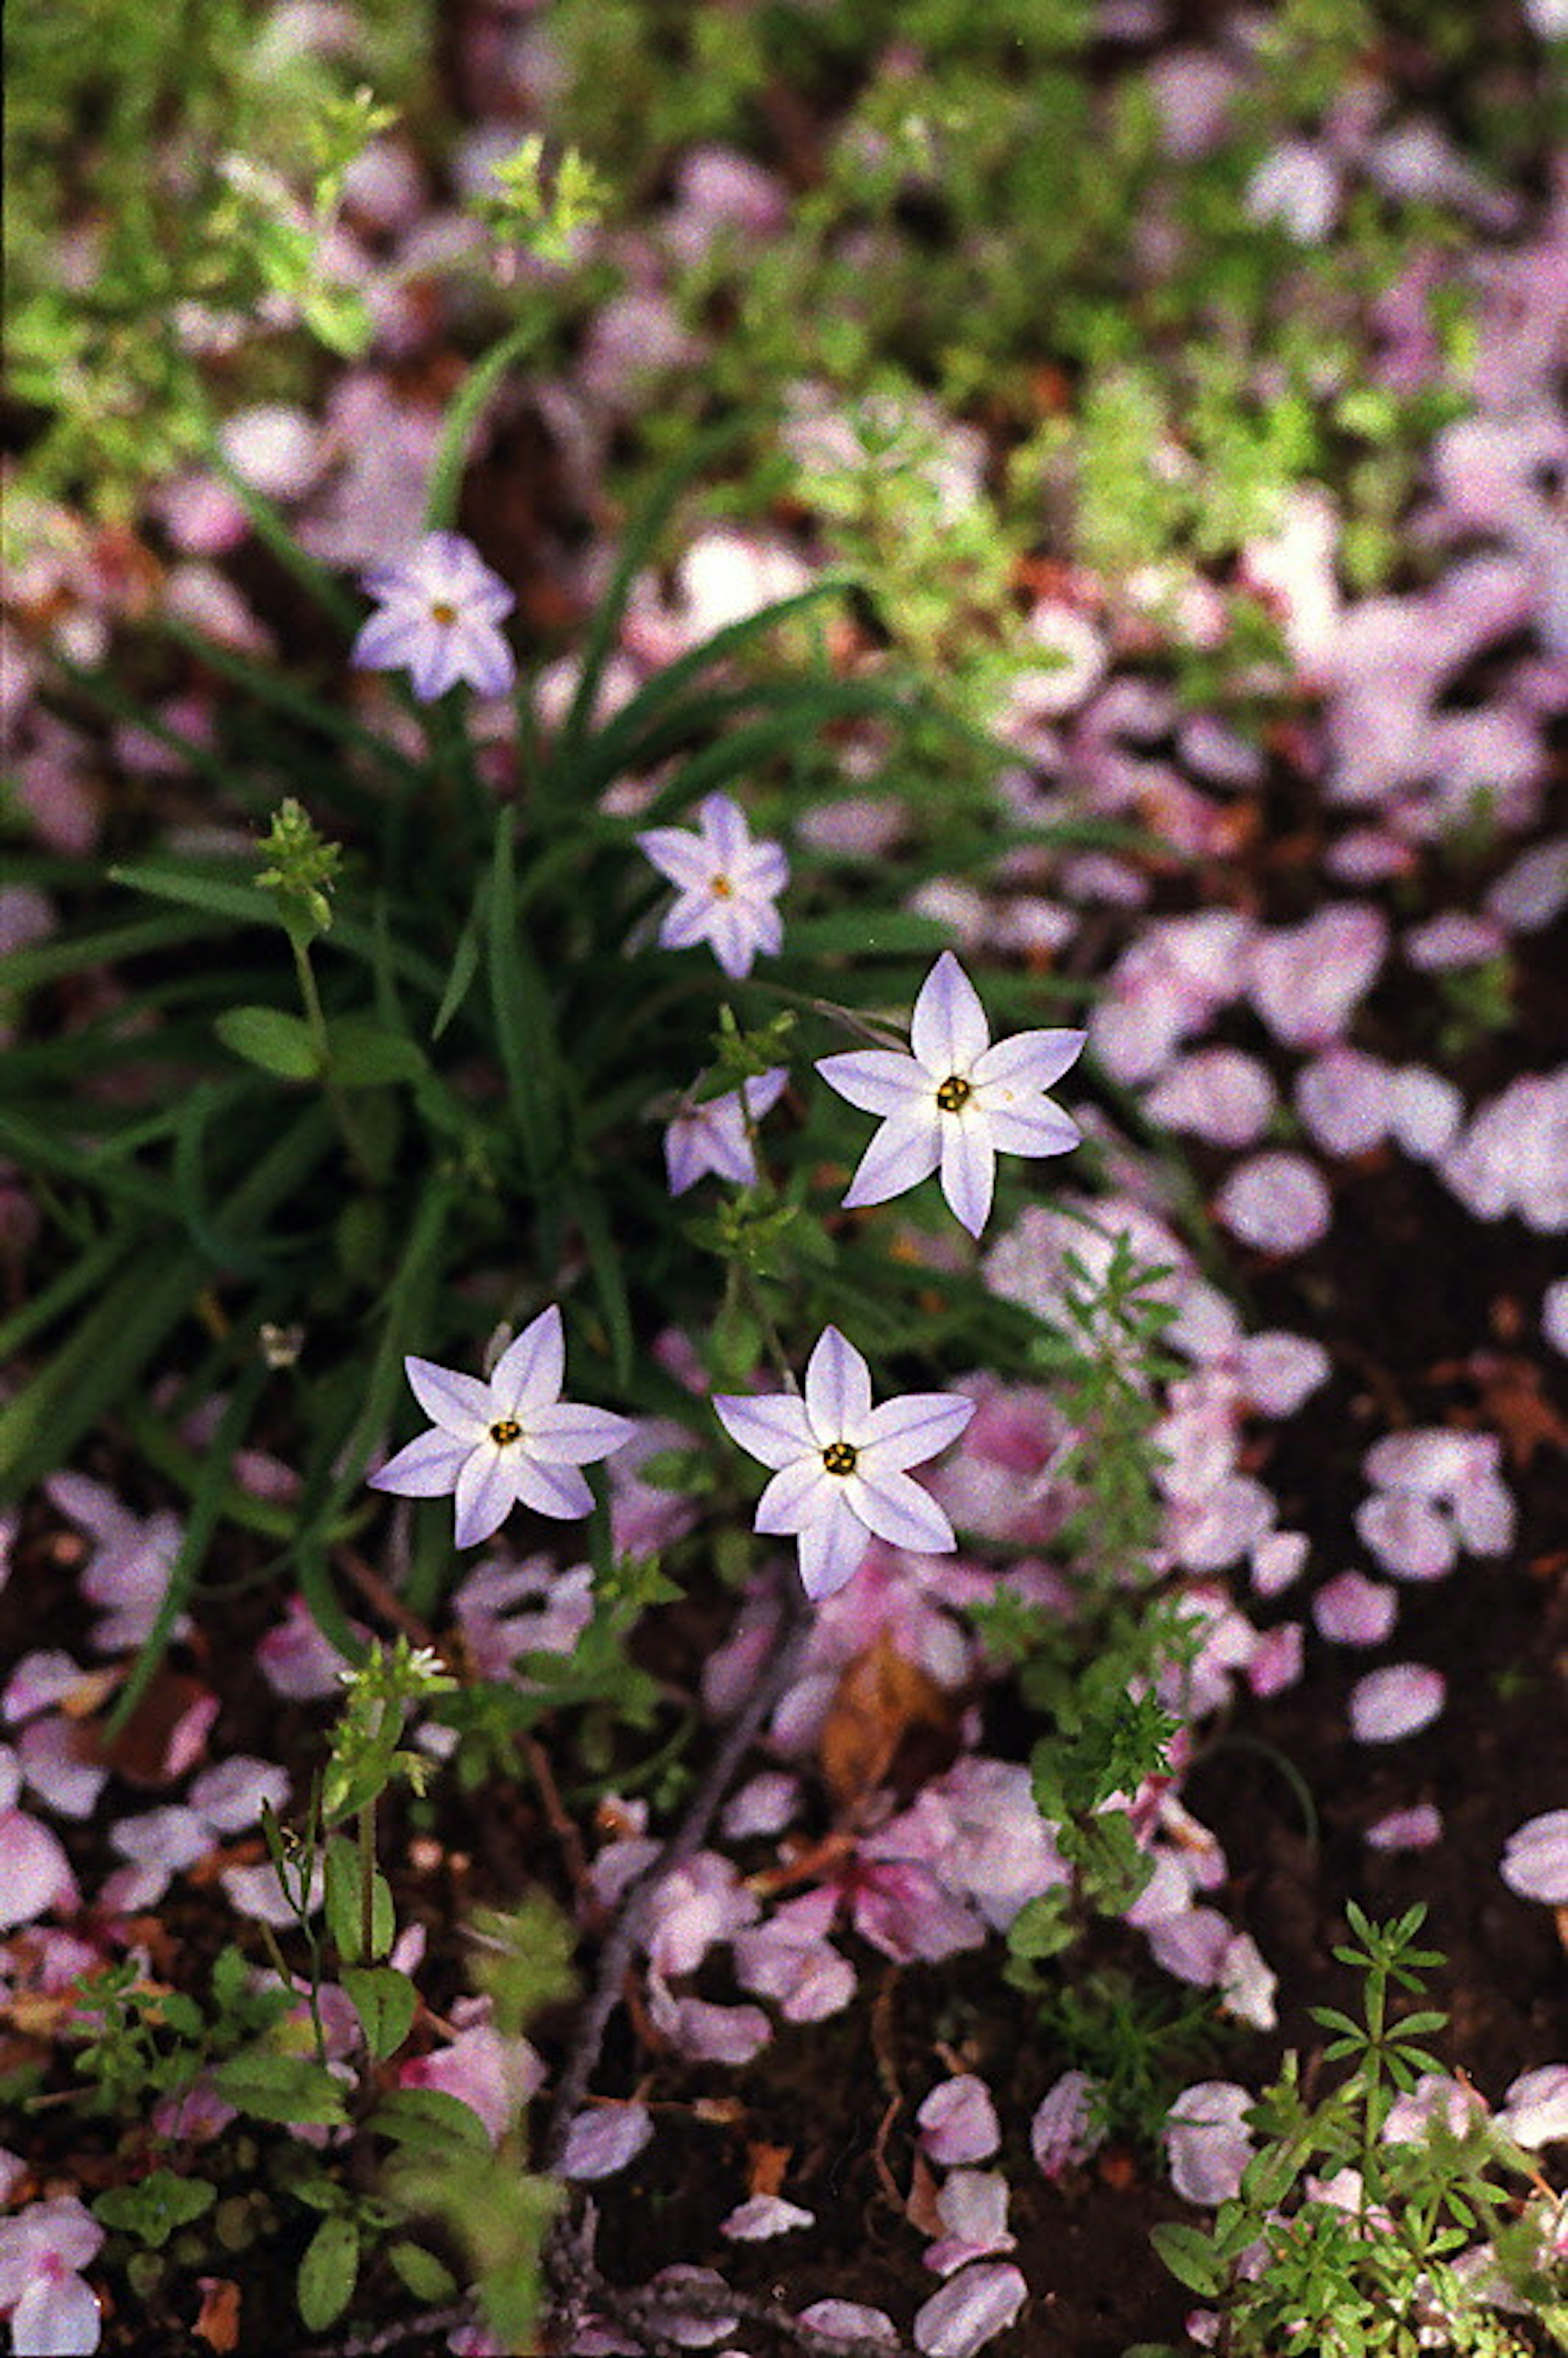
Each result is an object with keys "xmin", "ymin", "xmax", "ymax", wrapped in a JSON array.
[
  {"xmin": 940, "ymin": 1119, "xmax": 996, "ymax": 1238},
  {"xmin": 858, "ymin": 1393, "xmax": 975, "ymax": 1471},
  {"xmin": 847, "ymin": 1467, "xmax": 956, "ymax": 1555},
  {"xmin": 911, "ymin": 952, "xmax": 989, "ymax": 1078},
  {"xmin": 490, "ymin": 1306, "xmax": 565, "ymax": 1418},
  {"xmin": 842, "ymin": 1108, "xmax": 942, "ymax": 1210},
  {"xmin": 972, "ymin": 1098, "xmax": 1081, "ymax": 1159},
  {"xmin": 804, "ymin": 1326, "xmax": 873, "ymax": 1445},
  {"xmin": 657, "ymin": 892, "xmax": 719, "ymax": 952},
  {"xmin": 369, "ymin": 1428, "xmax": 474, "ymax": 1499},
  {"xmin": 405, "ymin": 1356, "xmax": 490, "ymax": 1438},
  {"xmin": 527, "ymin": 1403, "xmax": 636, "ymax": 1466},
  {"xmin": 697, "ymin": 793, "xmax": 751, "ymax": 865},
  {"xmin": 715, "ymin": 1393, "xmax": 815, "ymax": 1468},
  {"xmin": 453, "ymin": 1449, "xmax": 519, "ymax": 1547},
  {"xmin": 795, "ymin": 1492, "xmax": 870, "ymax": 1600},
  {"xmin": 637, "ymin": 828, "xmax": 713, "ymax": 891},
  {"xmin": 510, "ymin": 1458, "xmax": 596, "ymax": 1521},
  {"xmin": 971, "ymin": 1028, "xmax": 1086, "ymax": 1094},
  {"xmin": 755, "ymin": 1457, "xmax": 832, "ymax": 1536},
  {"xmin": 815, "ymin": 1049, "xmax": 928, "ymax": 1118}
]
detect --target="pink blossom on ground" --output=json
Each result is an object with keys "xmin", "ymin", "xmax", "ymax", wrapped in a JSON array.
[
  {"xmin": 1500, "ymin": 1812, "xmax": 1568, "ymax": 1906},
  {"xmin": 1165, "ymin": 2083, "xmax": 1255, "ymax": 2205},
  {"xmin": 1235, "ymin": 1334, "xmax": 1331, "ymax": 1417},
  {"xmin": 0, "ymin": 2195, "xmax": 104, "ymax": 2356},
  {"xmin": 257, "ymin": 1594, "xmax": 364, "ymax": 1699},
  {"xmin": 0, "ymin": 1752, "xmax": 80, "ymax": 1931},
  {"xmin": 1497, "ymin": 2066, "xmax": 1568, "ymax": 2149},
  {"xmin": 1148, "ymin": 1907, "xmax": 1233, "ymax": 1986},
  {"xmin": 1387, "ymin": 1065, "xmax": 1463, "ymax": 1160},
  {"xmin": 3, "ymin": 1653, "xmax": 87, "ymax": 1724},
  {"xmin": 1438, "ymin": 1068, "xmax": 1568, "ymax": 1230},
  {"xmin": 900, "ymin": 1756, "xmax": 1070, "ymax": 1933},
  {"xmin": 796, "ymin": 2302, "xmax": 898, "ymax": 2347},
  {"xmin": 1314, "ymin": 1571, "xmax": 1400, "ymax": 1645},
  {"xmin": 721, "ymin": 1772, "xmax": 799, "ymax": 1840},
  {"xmin": 1143, "ymin": 1048, "xmax": 1278, "ymax": 1146},
  {"xmin": 186, "ymin": 1758, "xmax": 290, "ymax": 1834},
  {"xmin": 1250, "ymin": 1531, "xmax": 1310, "ymax": 1597},
  {"xmin": 1214, "ymin": 1154, "xmax": 1332, "ymax": 1254},
  {"xmin": 1382, "ymin": 2074, "xmax": 1488, "ymax": 2144},
  {"xmin": 558, "ymin": 2106, "xmax": 654, "ymax": 2181},
  {"xmin": 732, "ymin": 1887, "xmax": 856, "ymax": 2023},
  {"xmin": 644, "ymin": 1853, "xmax": 760, "ymax": 1977},
  {"xmin": 1294, "ymin": 1049, "xmax": 1394, "ymax": 1158},
  {"xmin": 1544, "ymin": 1281, "xmax": 1568, "ymax": 1357},
  {"xmin": 1090, "ymin": 914, "xmax": 1254, "ymax": 1083},
  {"xmin": 219, "ymin": 1857, "xmax": 324, "ymax": 1928},
  {"xmin": 1354, "ymin": 1492, "xmax": 1456, "ymax": 1582},
  {"xmin": 1403, "ymin": 912, "xmax": 1508, "ymax": 971},
  {"xmin": 1246, "ymin": 905, "xmax": 1388, "ymax": 1049},
  {"xmin": 1247, "ymin": 1623, "xmax": 1303, "ymax": 1698},
  {"xmin": 925, "ymin": 2171, "xmax": 1015, "ymax": 2276},
  {"xmin": 913, "ymin": 2262, "xmax": 1028, "ymax": 2358},
  {"xmin": 45, "ymin": 1474, "xmax": 187, "ymax": 1653},
  {"xmin": 1219, "ymin": 1934, "xmax": 1278, "ymax": 2031},
  {"xmin": 647, "ymin": 1978, "xmax": 772, "ymax": 2066},
  {"xmin": 1348, "ymin": 1663, "xmax": 1446, "ymax": 1743},
  {"xmin": 720, "ymin": 2194, "xmax": 814, "ymax": 2240},
  {"xmin": 1031, "ymin": 2070, "xmax": 1103, "ymax": 2177},
  {"xmin": 398, "ymin": 2017, "xmax": 545, "ymax": 2145},
  {"xmin": 1487, "ymin": 837, "xmax": 1568, "ymax": 933},
  {"xmin": 1245, "ymin": 139, "xmax": 1339, "ymax": 238},
  {"xmin": 1365, "ymin": 1804, "xmax": 1444, "ymax": 1852},
  {"xmin": 16, "ymin": 1719, "xmax": 107, "ymax": 1820},
  {"xmin": 838, "ymin": 1849, "xmax": 987, "ymax": 1966},
  {"xmin": 918, "ymin": 2075, "xmax": 1001, "ymax": 2166}
]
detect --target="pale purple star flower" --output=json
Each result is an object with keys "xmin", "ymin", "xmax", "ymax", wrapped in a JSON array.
[
  {"xmin": 714, "ymin": 1325, "xmax": 973, "ymax": 1601},
  {"xmin": 351, "ymin": 530, "xmax": 516, "ymax": 702},
  {"xmin": 816, "ymin": 951, "xmax": 1085, "ymax": 1238},
  {"xmin": 664, "ymin": 1067, "xmax": 788, "ymax": 1195},
  {"xmin": 369, "ymin": 1306, "xmax": 633, "ymax": 1549},
  {"xmin": 636, "ymin": 793, "xmax": 788, "ymax": 980}
]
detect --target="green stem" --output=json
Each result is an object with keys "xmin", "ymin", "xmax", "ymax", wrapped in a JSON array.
[
  {"xmin": 358, "ymin": 1801, "xmax": 378, "ymax": 1965},
  {"xmin": 290, "ymin": 932, "xmax": 378, "ymax": 1185}
]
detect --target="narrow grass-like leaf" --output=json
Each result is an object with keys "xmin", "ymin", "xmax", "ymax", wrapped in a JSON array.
[
  {"xmin": 553, "ymin": 416, "xmax": 750, "ymax": 769},
  {"xmin": 0, "ymin": 909, "xmax": 229, "ymax": 994},
  {"xmin": 783, "ymin": 910, "xmax": 951, "ymax": 959},
  {"xmin": 579, "ymin": 581, "xmax": 847, "ymax": 772},
  {"xmin": 108, "ymin": 1358, "xmax": 270, "ymax": 1731},
  {"xmin": 432, "ymin": 870, "xmax": 489, "ymax": 1041},
  {"xmin": 565, "ymin": 1177, "xmax": 633, "ymax": 1384},
  {"xmin": 158, "ymin": 618, "xmax": 425, "ymax": 785},
  {"xmin": 425, "ymin": 315, "xmax": 552, "ymax": 534},
  {"xmin": 484, "ymin": 813, "xmax": 560, "ymax": 1176},
  {"xmin": 205, "ymin": 446, "xmax": 363, "ymax": 635}
]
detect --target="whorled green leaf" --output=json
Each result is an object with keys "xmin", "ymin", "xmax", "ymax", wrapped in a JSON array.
[
  {"xmin": 341, "ymin": 1966, "xmax": 418, "ymax": 2063},
  {"xmin": 213, "ymin": 2050, "xmax": 348, "ymax": 2128},
  {"xmin": 93, "ymin": 2171, "xmax": 216, "ymax": 2249},
  {"xmin": 297, "ymin": 2213, "xmax": 359, "ymax": 2333},
  {"xmin": 214, "ymin": 1005, "xmax": 320, "ymax": 1081}
]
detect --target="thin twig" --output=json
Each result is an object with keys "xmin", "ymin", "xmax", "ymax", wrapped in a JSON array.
[{"xmin": 543, "ymin": 1568, "xmax": 813, "ymax": 2170}]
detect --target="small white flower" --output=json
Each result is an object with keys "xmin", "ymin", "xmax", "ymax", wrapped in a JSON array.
[
  {"xmin": 714, "ymin": 1325, "xmax": 973, "ymax": 1600},
  {"xmin": 636, "ymin": 792, "xmax": 788, "ymax": 980},
  {"xmin": 369, "ymin": 1307, "xmax": 633, "ymax": 1549},
  {"xmin": 664, "ymin": 1068, "xmax": 788, "ymax": 1195},
  {"xmin": 351, "ymin": 530, "xmax": 516, "ymax": 702},
  {"xmin": 816, "ymin": 951, "xmax": 1085, "ymax": 1238}
]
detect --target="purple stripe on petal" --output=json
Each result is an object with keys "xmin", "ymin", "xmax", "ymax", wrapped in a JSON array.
[
  {"xmin": 490, "ymin": 1305, "xmax": 564, "ymax": 1418},
  {"xmin": 847, "ymin": 1467, "xmax": 955, "ymax": 1556},
  {"xmin": 841, "ymin": 1109, "xmax": 942, "ymax": 1210},
  {"xmin": 510, "ymin": 1458, "xmax": 595, "ymax": 1520},
  {"xmin": 405, "ymin": 1357, "xmax": 490, "ymax": 1438},
  {"xmin": 804, "ymin": 1326, "xmax": 872, "ymax": 1445},
  {"xmin": 795, "ymin": 1494, "xmax": 869, "ymax": 1600},
  {"xmin": 972, "ymin": 1028, "xmax": 1087, "ymax": 1093},
  {"xmin": 815, "ymin": 1050, "xmax": 926, "ymax": 1119},
  {"xmin": 528, "ymin": 1403, "xmax": 636, "ymax": 1466},
  {"xmin": 939, "ymin": 1119, "xmax": 995, "ymax": 1238},
  {"xmin": 858, "ymin": 1393, "xmax": 975, "ymax": 1471},
  {"xmin": 714, "ymin": 1393, "xmax": 815, "ymax": 1468},
  {"xmin": 756, "ymin": 1457, "xmax": 831, "ymax": 1536},
  {"xmin": 368, "ymin": 1429, "xmax": 474, "ymax": 1498},
  {"xmin": 910, "ymin": 952, "xmax": 989, "ymax": 1076},
  {"xmin": 453, "ymin": 1449, "xmax": 519, "ymax": 1547}
]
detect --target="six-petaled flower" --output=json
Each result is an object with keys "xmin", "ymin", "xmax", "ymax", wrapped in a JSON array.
[
  {"xmin": 816, "ymin": 950, "xmax": 1085, "ymax": 1237},
  {"xmin": 369, "ymin": 1306, "xmax": 633, "ymax": 1548},
  {"xmin": 664, "ymin": 1068, "xmax": 789, "ymax": 1195},
  {"xmin": 351, "ymin": 530, "xmax": 517, "ymax": 702},
  {"xmin": 636, "ymin": 793, "xmax": 788, "ymax": 980},
  {"xmin": 714, "ymin": 1325, "xmax": 974, "ymax": 1600}
]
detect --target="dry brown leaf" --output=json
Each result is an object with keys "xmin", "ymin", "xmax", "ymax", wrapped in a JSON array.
[
  {"xmin": 746, "ymin": 2142, "xmax": 792, "ymax": 2198},
  {"xmin": 194, "ymin": 2277, "xmax": 241, "ymax": 2353},
  {"xmin": 818, "ymin": 1632, "xmax": 955, "ymax": 1809},
  {"xmin": 905, "ymin": 2148, "xmax": 944, "ymax": 2237}
]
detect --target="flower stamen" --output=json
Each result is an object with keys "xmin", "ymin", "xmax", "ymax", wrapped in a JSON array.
[
  {"xmin": 822, "ymin": 1440, "xmax": 859, "ymax": 1477},
  {"xmin": 709, "ymin": 872, "xmax": 735, "ymax": 898},
  {"xmin": 428, "ymin": 600, "xmax": 459, "ymax": 625},
  {"xmin": 935, "ymin": 1073, "xmax": 972, "ymax": 1114},
  {"xmin": 488, "ymin": 1417, "xmax": 523, "ymax": 1447}
]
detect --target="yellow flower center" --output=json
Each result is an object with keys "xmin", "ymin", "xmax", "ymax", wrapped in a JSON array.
[
  {"xmin": 822, "ymin": 1440, "xmax": 858, "ymax": 1477},
  {"xmin": 429, "ymin": 600, "xmax": 459, "ymax": 625},
  {"xmin": 935, "ymin": 1073, "xmax": 972, "ymax": 1114},
  {"xmin": 488, "ymin": 1418, "xmax": 523, "ymax": 1447},
  {"xmin": 709, "ymin": 872, "xmax": 735, "ymax": 898}
]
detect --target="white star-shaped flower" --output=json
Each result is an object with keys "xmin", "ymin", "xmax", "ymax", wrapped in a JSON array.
[
  {"xmin": 715, "ymin": 1325, "xmax": 973, "ymax": 1601},
  {"xmin": 664, "ymin": 1067, "xmax": 788, "ymax": 1195},
  {"xmin": 351, "ymin": 530, "xmax": 516, "ymax": 702},
  {"xmin": 368, "ymin": 1306, "xmax": 633, "ymax": 1548},
  {"xmin": 636, "ymin": 792, "xmax": 788, "ymax": 981},
  {"xmin": 816, "ymin": 951, "xmax": 1085, "ymax": 1237}
]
